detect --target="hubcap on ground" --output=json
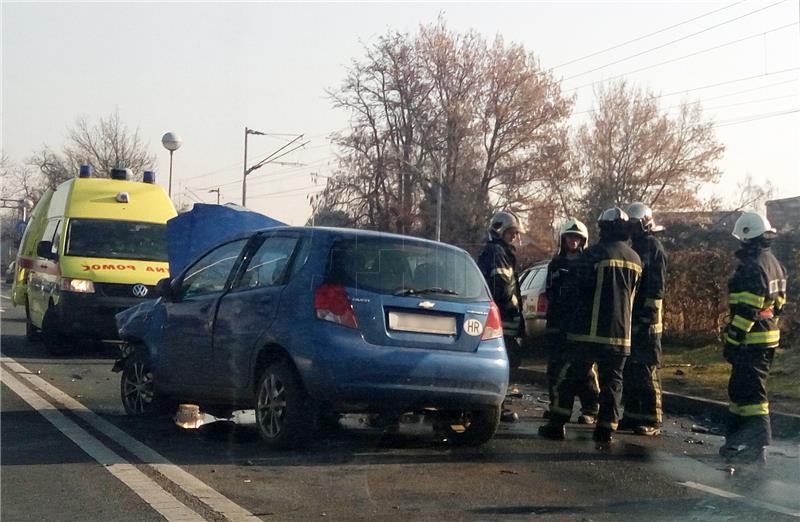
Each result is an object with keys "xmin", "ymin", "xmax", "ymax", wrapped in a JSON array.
[{"xmin": 257, "ymin": 373, "xmax": 287, "ymax": 438}]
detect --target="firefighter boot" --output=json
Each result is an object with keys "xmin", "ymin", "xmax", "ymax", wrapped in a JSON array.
[
  {"xmin": 538, "ymin": 422, "xmax": 566, "ymax": 440},
  {"xmin": 593, "ymin": 427, "xmax": 613, "ymax": 443}
]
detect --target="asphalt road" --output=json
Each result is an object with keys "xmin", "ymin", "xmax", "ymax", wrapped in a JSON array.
[{"xmin": 2, "ymin": 287, "xmax": 799, "ymax": 521}]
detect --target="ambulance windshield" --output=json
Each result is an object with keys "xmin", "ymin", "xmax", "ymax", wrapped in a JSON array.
[{"xmin": 65, "ymin": 219, "xmax": 168, "ymax": 262}]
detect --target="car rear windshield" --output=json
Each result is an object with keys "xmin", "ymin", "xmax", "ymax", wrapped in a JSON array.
[
  {"xmin": 66, "ymin": 219, "xmax": 168, "ymax": 262},
  {"xmin": 327, "ymin": 237, "xmax": 489, "ymax": 301}
]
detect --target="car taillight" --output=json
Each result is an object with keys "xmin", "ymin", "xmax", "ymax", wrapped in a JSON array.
[
  {"xmin": 481, "ymin": 301, "xmax": 503, "ymax": 340},
  {"xmin": 314, "ymin": 283, "xmax": 358, "ymax": 329},
  {"xmin": 536, "ymin": 292, "xmax": 548, "ymax": 314}
]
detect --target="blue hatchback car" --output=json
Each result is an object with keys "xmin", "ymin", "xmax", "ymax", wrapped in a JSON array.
[{"xmin": 115, "ymin": 227, "xmax": 509, "ymax": 448}]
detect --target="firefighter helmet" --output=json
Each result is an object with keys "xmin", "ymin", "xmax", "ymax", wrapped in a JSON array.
[
  {"xmin": 626, "ymin": 202, "xmax": 664, "ymax": 233},
  {"xmin": 597, "ymin": 207, "xmax": 630, "ymax": 238},
  {"xmin": 732, "ymin": 211, "xmax": 776, "ymax": 241},
  {"xmin": 597, "ymin": 207, "xmax": 629, "ymax": 224},
  {"xmin": 489, "ymin": 211, "xmax": 525, "ymax": 238},
  {"xmin": 560, "ymin": 218, "xmax": 589, "ymax": 241}
]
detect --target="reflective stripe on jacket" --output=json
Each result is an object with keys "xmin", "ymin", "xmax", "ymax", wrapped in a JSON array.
[
  {"xmin": 724, "ymin": 243, "xmax": 787, "ymax": 349},
  {"xmin": 566, "ymin": 240, "xmax": 642, "ymax": 353}
]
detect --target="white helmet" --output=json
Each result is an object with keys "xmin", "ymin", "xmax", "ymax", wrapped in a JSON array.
[
  {"xmin": 732, "ymin": 211, "xmax": 776, "ymax": 241},
  {"xmin": 489, "ymin": 211, "xmax": 525, "ymax": 238},
  {"xmin": 560, "ymin": 218, "xmax": 589, "ymax": 241},
  {"xmin": 625, "ymin": 202, "xmax": 664, "ymax": 233}
]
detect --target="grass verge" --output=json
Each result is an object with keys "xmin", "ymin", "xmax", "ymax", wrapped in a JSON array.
[{"xmin": 662, "ymin": 344, "xmax": 800, "ymax": 415}]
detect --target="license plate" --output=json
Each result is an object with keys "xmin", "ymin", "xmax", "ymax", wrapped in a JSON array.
[{"xmin": 388, "ymin": 311, "xmax": 456, "ymax": 335}]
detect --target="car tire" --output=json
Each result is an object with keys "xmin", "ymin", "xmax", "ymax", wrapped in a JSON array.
[
  {"xmin": 24, "ymin": 299, "xmax": 40, "ymax": 342},
  {"xmin": 120, "ymin": 345, "xmax": 167, "ymax": 417},
  {"xmin": 254, "ymin": 359, "xmax": 314, "ymax": 449},
  {"xmin": 435, "ymin": 406, "xmax": 501, "ymax": 446},
  {"xmin": 42, "ymin": 306, "xmax": 72, "ymax": 355}
]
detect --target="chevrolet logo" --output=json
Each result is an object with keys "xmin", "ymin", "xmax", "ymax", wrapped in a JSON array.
[{"xmin": 418, "ymin": 301, "xmax": 435, "ymax": 309}]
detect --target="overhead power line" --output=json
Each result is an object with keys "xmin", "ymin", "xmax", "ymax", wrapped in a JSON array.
[
  {"xmin": 553, "ymin": 0, "xmax": 748, "ymax": 69},
  {"xmin": 657, "ymin": 67, "xmax": 800, "ymax": 98},
  {"xmin": 713, "ymin": 108, "xmax": 800, "ymax": 127},
  {"xmin": 563, "ymin": 0, "xmax": 788, "ymax": 80},
  {"xmin": 247, "ymin": 185, "xmax": 326, "ymax": 200},
  {"xmin": 566, "ymin": 21, "xmax": 799, "ymax": 92},
  {"xmin": 571, "ymin": 76, "xmax": 799, "ymax": 116}
]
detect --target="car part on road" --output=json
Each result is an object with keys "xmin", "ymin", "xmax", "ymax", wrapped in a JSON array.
[
  {"xmin": 538, "ymin": 422, "xmax": 566, "ymax": 440},
  {"xmin": 255, "ymin": 359, "xmax": 314, "ymax": 449},
  {"xmin": 578, "ymin": 414, "xmax": 597, "ymax": 425},
  {"xmin": 633, "ymin": 425, "xmax": 662, "ymax": 436}
]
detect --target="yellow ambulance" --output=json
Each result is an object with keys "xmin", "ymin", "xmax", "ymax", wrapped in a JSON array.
[{"xmin": 14, "ymin": 166, "xmax": 177, "ymax": 353}]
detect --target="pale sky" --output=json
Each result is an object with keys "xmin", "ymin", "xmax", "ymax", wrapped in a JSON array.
[{"xmin": 3, "ymin": 1, "xmax": 798, "ymax": 225}]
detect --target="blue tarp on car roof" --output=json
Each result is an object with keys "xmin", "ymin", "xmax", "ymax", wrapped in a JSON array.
[{"xmin": 166, "ymin": 203, "xmax": 285, "ymax": 277}]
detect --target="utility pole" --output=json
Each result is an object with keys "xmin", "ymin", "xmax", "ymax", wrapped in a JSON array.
[
  {"xmin": 208, "ymin": 188, "xmax": 221, "ymax": 204},
  {"xmin": 242, "ymin": 128, "xmax": 308, "ymax": 207}
]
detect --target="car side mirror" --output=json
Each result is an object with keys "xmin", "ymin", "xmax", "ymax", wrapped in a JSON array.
[
  {"xmin": 36, "ymin": 241, "xmax": 56, "ymax": 260},
  {"xmin": 156, "ymin": 277, "xmax": 176, "ymax": 301}
]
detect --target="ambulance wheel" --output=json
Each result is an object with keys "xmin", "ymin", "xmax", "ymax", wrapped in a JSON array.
[
  {"xmin": 434, "ymin": 406, "xmax": 501, "ymax": 446},
  {"xmin": 24, "ymin": 299, "xmax": 40, "ymax": 341},
  {"xmin": 42, "ymin": 306, "xmax": 72, "ymax": 355}
]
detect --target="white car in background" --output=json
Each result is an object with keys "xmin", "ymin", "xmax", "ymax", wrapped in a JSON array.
[{"xmin": 519, "ymin": 262, "xmax": 549, "ymax": 349}]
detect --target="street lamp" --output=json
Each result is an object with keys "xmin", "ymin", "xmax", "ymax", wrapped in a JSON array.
[{"xmin": 161, "ymin": 132, "xmax": 182, "ymax": 197}]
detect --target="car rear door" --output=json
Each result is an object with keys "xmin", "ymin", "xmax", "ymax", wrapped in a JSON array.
[
  {"xmin": 211, "ymin": 232, "xmax": 304, "ymax": 393},
  {"xmin": 158, "ymin": 238, "xmax": 249, "ymax": 393}
]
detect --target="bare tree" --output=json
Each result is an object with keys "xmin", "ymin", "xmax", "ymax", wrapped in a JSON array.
[
  {"xmin": 574, "ymin": 80, "xmax": 724, "ymax": 221},
  {"xmin": 30, "ymin": 110, "xmax": 157, "ymax": 189},
  {"xmin": 321, "ymin": 19, "xmax": 573, "ymax": 246}
]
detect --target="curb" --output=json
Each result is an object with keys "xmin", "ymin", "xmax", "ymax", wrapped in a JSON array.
[{"xmin": 511, "ymin": 365, "xmax": 800, "ymax": 439}]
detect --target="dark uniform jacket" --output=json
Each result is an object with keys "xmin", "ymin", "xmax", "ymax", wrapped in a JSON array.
[
  {"xmin": 478, "ymin": 237, "xmax": 523, "ymax": 336},
  {"xmin": 724, "ymin": 242, "xmax": 787, "ymax": 350},
  {"xmin": 630, "ymin": 234, "xmax": 668, "ymax": 363},
  {"xmin": 545, "ymin": 242, "xmax": 582, "ymax": 334},
  {"xmin": 566, "ymin": 239, "xmax": 642, "ymax": 355}
]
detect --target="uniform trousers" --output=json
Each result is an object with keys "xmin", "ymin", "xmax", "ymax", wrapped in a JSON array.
[{"xmin": 549, "ymin": 343, "xmax": 626, "ymax": 430}]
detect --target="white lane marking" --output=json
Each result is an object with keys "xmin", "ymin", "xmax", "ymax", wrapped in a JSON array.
[
  {"xmin": 1, "ymin": 370, "xmax": 204, "ymax": 522},
  {"xmin": 680, "ymin": 481, "xmax": 800, "ymax": 518},
  {"xmin": 1, "ymin": 294, "xmax": 12, "ymax": 300},
  {"xmin": 1, "ymin": 356, "xmax": 261, "ymax": 521}
]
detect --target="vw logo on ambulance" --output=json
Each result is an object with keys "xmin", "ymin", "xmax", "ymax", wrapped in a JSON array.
[{"xmin": 131, "ymin": 284, "xmax": 149, "ymax": 298}]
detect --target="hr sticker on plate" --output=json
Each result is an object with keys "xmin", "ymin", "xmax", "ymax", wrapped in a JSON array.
[{"xmin": 464, "ymin": 318, "xmax": 483, "ymax": 336}]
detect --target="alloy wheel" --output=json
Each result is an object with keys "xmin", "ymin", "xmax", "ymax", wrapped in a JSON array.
[
  {"xmin": 122, "ymin": 360, "xmax": 155, "ymax": 415},
  {"xmin": 256, "ymin": 372, "xmax": 287, "ymax": 438}
]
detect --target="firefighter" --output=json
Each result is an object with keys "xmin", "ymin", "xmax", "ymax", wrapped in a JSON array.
[
  {"xmin": 619, "ymin": 202, "xmax": 668, "ymax": 436},
  {"xmin": 719, "ymin": 211, "xmax": 787, "ymax": 465},
  {"xmin": 539, "ymin": 208, "xmax": 641, "ymax": 443},
  {"xmin": 477, "ymin": 211, "xmax": 525, "ymax": 422},
  {"xmin": 543, "ymin": 218, "xmax": 599, "ymax": 425}
]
